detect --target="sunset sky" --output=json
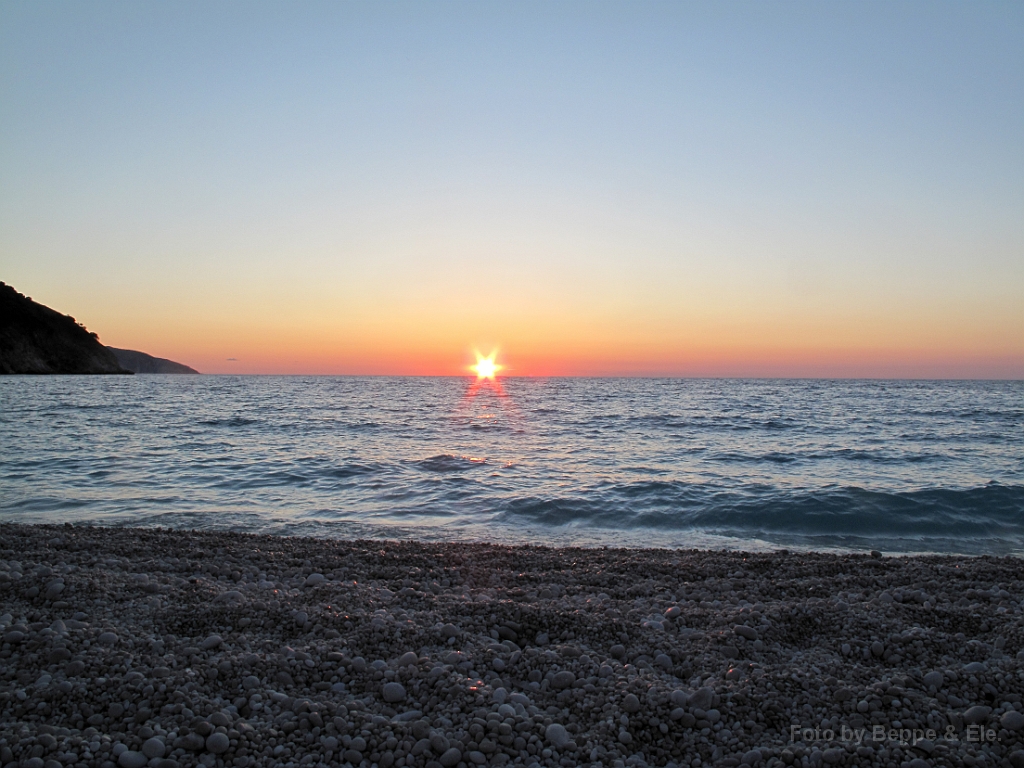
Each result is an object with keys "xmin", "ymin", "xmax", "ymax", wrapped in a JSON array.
[{"xmin": 1, "ymin": 1, "xmax": 1021, "ymax": 377}]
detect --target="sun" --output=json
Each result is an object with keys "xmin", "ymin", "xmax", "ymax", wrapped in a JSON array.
[{"xmin": 471, "ymin": 351, "xmax": 502, "ymax": 380}]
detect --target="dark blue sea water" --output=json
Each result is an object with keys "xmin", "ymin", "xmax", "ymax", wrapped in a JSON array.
[{"xmin": 1, "ymin": 376, "xmax": 1022, "ymax": 554}]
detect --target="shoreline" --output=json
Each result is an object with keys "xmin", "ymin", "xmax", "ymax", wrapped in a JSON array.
[{"xmin": 1, "ymin": 523, "xmax": 1023, "ymax": 768}]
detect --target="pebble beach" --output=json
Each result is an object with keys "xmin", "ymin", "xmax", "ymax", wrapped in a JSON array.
[{"xmin": 2, "ymin": 524, "xmax": 1024, "ymax": 768}]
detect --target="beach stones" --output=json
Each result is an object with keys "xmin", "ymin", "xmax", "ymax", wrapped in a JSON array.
[
  {"xmin": 206, "ymin": 732, "xmax": 230, "ymax": 754},
  {"xmin": 742, "ymin": 749, "xmax": 762, "ymax": 765},
  {"xmin": 98, "ymin": 631, "xmax": 118, "ymax": 645},
  {"xmin": 3, "ymin": 523, "xmax": 1024, "ymax": 768},
  {"xmin": 964, "ymin": 705, "xmax": 992, "ymax": 725},
  {"xmin": 439, "ymin": 747, "xmax": 462, "ymax": 767},
  {"xmin": 552, "ymin": 670, "xmax": 576, "ymax": 689},
  {"xmin": 689, "ymin": 687, "xmax": 714, "ymax": 709},
  {"xmin": 304, "ymin": 572, "xmax": 326, "ymax": 586},
  {"xmin": 1002, "ymin": 710, "xmax": 1024, "ymax": 730},
  {"xmin": 734, "ymin": 624, "xmax": 758, "ymax": 641},
  {"xmin": 382, "ymin": 681, "xmax": 406, "ymax": 702},
  {"xmin": 430, "ymin": 733, "xmax": 450, "ymax": 753},
  {"xmin": 141, "ymin": 738, "xmax": 166, "ymax": 759},
  {"xmin": 923, "ymin": 670, "xmax": 944, "ymax": 689},
  {"xmin": 546, "ymin": 723, "xmax": 571, "ymax": 749},
  {"xmin": 176, "ymin": 733, "xmax": 205, "ymax": 751},
  {"xmin": 212, "ymin": 589, "xmax": 244, "ymax": 605},
  {"xmin": 117, "ymin": 751, "xmax": 148, "ymax": 768}
]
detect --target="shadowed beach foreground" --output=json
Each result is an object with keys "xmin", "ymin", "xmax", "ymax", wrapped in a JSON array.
[{"xmin": 2, "ymin": 526, "xmax": 1024, "ymax": 768}]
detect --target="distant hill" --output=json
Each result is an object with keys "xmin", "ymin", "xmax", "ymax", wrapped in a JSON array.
[
  {"xmin": 109, "ymin": 347, "xmax": 198, "ymax": 374},
  {"xmin": 0, "ymin": 282, "xmax": 130, "ymax": 375}
]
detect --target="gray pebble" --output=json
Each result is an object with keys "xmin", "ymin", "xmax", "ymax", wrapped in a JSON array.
[
  {"xmin": 964, "ymin": 705, "xmax": 992, "ymax": 725},
  {"xmin": 383, "ymin": 681, "xmax": 406, "ymax": 702},
  {"xmin": 439, "ymin": 747, "xmax": 462, "ymax": 767},
  {"xmin": 922, "ymin": 670, "xmax": 944, "ymax": 689},
  {"xmin": 117, "ymin": 751, "xmax": 148, "ymax": 768},
  {"xmin": 142, "ymin": 737, "xmax": 166, "ymax": 758},
  {"xmin": 546, "ymin": 723, "xmax": 570, "ymax": 749},
  {"xmin": 552, "ymin": 670, "xmax": 576, "ymax": 689},
  {"xmin": 206, "ymin": 732, "xmax": 230, "ymax": 754},
  {"xmin": 1002, "ymin": 711, "xmax": 1024, "ymax": 731}
]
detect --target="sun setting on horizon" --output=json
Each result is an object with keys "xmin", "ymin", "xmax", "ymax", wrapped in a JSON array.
[{"xmin": 471, "ymin": 351, "xmax": 502, "ymax": 380}]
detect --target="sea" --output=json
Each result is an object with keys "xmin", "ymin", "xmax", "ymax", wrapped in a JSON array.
[{"xmin": 1, "ymin": 376, "xmax": 1022, "ymax": 555}]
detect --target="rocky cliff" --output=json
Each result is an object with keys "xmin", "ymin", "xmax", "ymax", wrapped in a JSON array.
[
  {"xmin": 0, "ymin": 282, "xmax": 130, "ymax": 374},
  {"xmin": 108, "ymin": 347, "xmax": 199, "ymax": 374}
]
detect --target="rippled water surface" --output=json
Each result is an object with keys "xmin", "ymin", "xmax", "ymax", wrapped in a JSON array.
[{"xmin": 1, "ymin": 376, "xmax": 1022, "ymax": 553}]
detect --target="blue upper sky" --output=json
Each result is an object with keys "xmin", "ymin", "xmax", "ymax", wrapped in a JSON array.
[{"xmin": 1, "ymin": 1, "xmax": 1021, "ymax": 376}]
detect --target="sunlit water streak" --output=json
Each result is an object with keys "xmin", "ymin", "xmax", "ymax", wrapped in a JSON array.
[{"xmin": 1, "ymin": 376, "xmax": 1022, "ymax": 554}]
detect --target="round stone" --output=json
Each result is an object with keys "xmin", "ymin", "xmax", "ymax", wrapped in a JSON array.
[
  {"xmin": 923, "ymin": 671, "xmax": 944, "ymax": 689},
  {"xmin": 734, "ymin": 625, "xmax": 758, "ymax": 641},
  {"xmin": 201, "ymin": 634, "xmax": 223, "ymax": 650},
  {"xmin": 622, "ymin": 693, "xmax": 641, "ymax": 713},
  {"xmin": 383, "ymin": 681, "xmax": 406, "ymax": 702},
  {"xmin": 1002, "ymin": 711, "xmax": 1024, "ymax": 731},
  {"xmin": 206, "ymin": 732, "xmax": 230, "ymax": 754},
  {"xmin": 689, "ymin": 687, "xmax": 714, "ymax": 709},
  {"xmin": 440, "ymin": 747, "xmax": 462, "ymax": 767},
  {"xmin": 117, "ymin": 751, "xmax": 148, "ymax": 768},
  {"xmin": 98, "ymin": 632, "xmax": 118, "ymax": 645},
  {"xmin": 142, "ymin": 738, "xmax": 166, "ymax": 759},
  {"xmin": 397, "ymin": 651, "xmax": 419, "ymax": 666},
  {"xmin": 964, "ymin": 706, "xmax": 992, "ymax": 725},
  {"xmin": 546, "ymin": 723, "xmax": 570, "ymax": 749},
  {"xmin": 552, "ymin": 671, "xmax": 576, "ymax": 689}
]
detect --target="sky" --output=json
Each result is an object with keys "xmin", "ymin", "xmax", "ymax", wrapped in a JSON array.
[{"xmin": 1, "ymin": 1, "xmax": 1022, "ymax": 377}]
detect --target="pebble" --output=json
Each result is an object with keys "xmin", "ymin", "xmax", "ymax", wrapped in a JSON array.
[
  {"xmin": 439, "ymin": 747, "xmax": 462, "ymax": 767},
  {"xmin": 552, "ymin": 670, "xmax": 576, "ymax": 689},
  {"xmin": 964, "ymin": 705, "xmax": 992, "ymax": 725},
  {"xmin": 546, "ymin": 723, "xmax": 571, "ymax": 749},
  {"xmin": 117, "ymin": 751, "xmax": 147, "ymax": 768},
  {"xmin": 382, "ymin": 681, "xmax": 406, "ymax": 702},
  {"xmin": 923, "ymin": 670, "xmax": 944, "ymax": 689},
  {"xmin": 141, "ymin": 738, "xmax": 165, "ymax": 758},
  {"xmin": 206, "ymin": 732, "xmax": 230, "ymax": 754}
]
